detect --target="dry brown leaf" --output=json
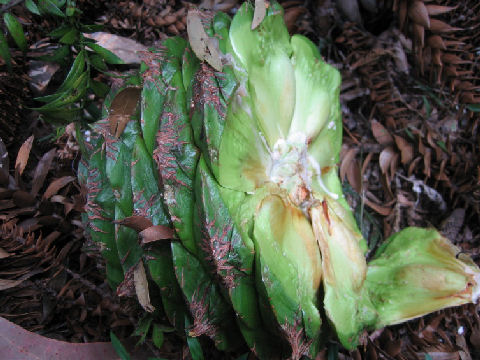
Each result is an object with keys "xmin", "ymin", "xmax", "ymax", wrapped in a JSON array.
[
  {"xmin": 427, "ymin": 35, "xmax": 446, "ymax": 50},
  {"xmin": 379, "ymin": 146, "xmax": 396, "ymax": 175},
  {"xmin": 187, "ymin": 10, "xmax": 223, "ymax": 71},
  {"xmin": 442, "ymin": 53, "xmax": 470, "ymax": 65},
  {"xmin": 0, "ymin": 316, "xmax": 119, "ymax": 359},
  {"xmin": 408, "ymin": 1, "xmax": 430, "ymax": 28},
  {"xmin": 385, "ymin": 339, "xmax": 402, "ymax": 357},
  {"xmin": 139, "ymin": 225, "xmax": 174, "ymax": 244},
  {"xmin": 425, "ymin": 5, "xmax": 457, "ymax": 16},
  {"xmin": 251, "ymin": 0, "xmax": 266, "ymax": 30},
  {"xmin": 0, "ymin": 248, "xmax": 10, "ymax": 259},
  {"xmin": 114, "ymin": 215, "xmax": 153, "ymax": 232},
  {"xmin": 108, "ymin": 87, "xmax": 141, "ymax": 138},
  {"xmin": 429, "ymin": 19, "xmax": 462, "ymax": 33},
  {"xmin": 340, "ymin": 147, "xmax": 358, "ymax": 182},
  {"xmin": 83, "ymin": 32, "xmax": 148, "ymax": 64},
  {"xmin": 0, "ymin": 278, "xmax": 25, "ymax": 291},
  {"xmin": 413, "ymin": 23, "xmax": 425, "ymax": 47},
  {"xmin": 134, "ymin": 261, "xmax": 155, "ymax": 313},
  {"xmin": 43, "ymin": 176, "xmax": 75, "ymax": 200},
  {"xmin": 15, "ymin": 135, "xmax": 34, "ymax": 177},
  {"xmin": 364, "ymin": 198, "xmax": 392, "ymax": 216},
  {"xmin": 12, "ymin": 190, "xmax": 36, "ymax": 207},
  {"xmin": 361, "ymin": 151, "xmax": 374, "ymax": 179},
  {"xmin": 371, "ymin": 120, "xmax": 393, "ymax": 145},
  {"xmin": 31, "ymin": 149, "xmax": 56, "ymax": 196},
  {"xmin": 394, "ymin": 135, "xmax": 413, "ymax": 164}
]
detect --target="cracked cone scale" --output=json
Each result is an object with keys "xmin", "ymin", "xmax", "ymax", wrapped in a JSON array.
[{"xmin": 78, "ymin": 2, "xmax": 480, "ymax": 359}]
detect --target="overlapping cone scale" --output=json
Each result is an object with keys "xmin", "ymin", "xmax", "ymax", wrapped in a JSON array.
[{"xmin": 79, "ymin": 2, "xmax": 480, "ymax": 359}]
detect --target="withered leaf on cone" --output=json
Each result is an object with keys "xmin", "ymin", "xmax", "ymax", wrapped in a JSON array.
[
  {"xmin": 114, "ymin": 216, "xmax": 153, "ymax": 232},
  {"xmin": 139, "ymin": 225, "xmax": 174, "ymax": 244},
  {"xmin": 251, "ymin": 0, "xmax": 266, "ymax": 30},
  {"xmin": 108, "ymin": 87, "xmax": 142, "ymax": 138},
  {"xmin": 187, "ymin": 9, "xmax": 223, "ymax": 71},
  {"xmin": 134, "ymin": 261, "xmax": 155, "ymax": 313}
]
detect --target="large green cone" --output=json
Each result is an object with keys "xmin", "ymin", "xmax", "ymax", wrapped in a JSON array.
[{"xmin": 79, "ymin": 1, "xmax": 480, "ymax": 359}]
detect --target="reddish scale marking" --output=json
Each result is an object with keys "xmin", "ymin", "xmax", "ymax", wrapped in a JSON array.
[
  {"xmin": 199, "ymin": 217, "xmax": 236, "ymax": 290},
  {"xmin": 280, "ymin": 318, "xmax": 312, "ymax": 360},
  {"xmin": 85, "ymin": 167, "xmax": 110, "ymax": 232},
  {"xmin": 132, "ymin": 190, "xmax": 158, "ymax": 219},
  {"xmin": 193, "ymin": 64, "xmax": 226, "ymax": 119},
  {"xmin": 153, "ymin": 112, "xmax": 189, "ymax": 188},
  {"xmin": 188, "ymin": 288, "xmax": 217, "ymax": 338},
  {"xmin": 139, "ymin": 49, "xmax": 170, "ymax": 95},
  {"xmin": 116, "ymin": 266, "xmax": 135, "ymax": 297}
]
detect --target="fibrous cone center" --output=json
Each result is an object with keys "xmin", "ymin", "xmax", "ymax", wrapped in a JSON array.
[{"xmin": 268, "ymin": 132, "xmax": 314, "ymax": 207}]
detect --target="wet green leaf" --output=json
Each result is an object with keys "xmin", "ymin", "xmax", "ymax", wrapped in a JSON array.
[
  {"xmin": 59, "ymin": 28, "xmax": 78, "ymax": 44},
  {"xmin": 37, "ymin": 45, "xmax": 70, "ymax": 64},
  {"xmin": 110, "ymin": 331, "xmax": 131, "ymax": 360},
  {"xmin": 0, "ymin": 32, "xmax": 12, "ymax": 71},
  {"xmin": 25, "ymin": 0, "xmax": 41, "ymax": 15},
  {"xmin": 88, "ymin": 42, "xmax": 124, "ymax": 64},
  {"xmin": 3, "ymin": 13, "xmax": 28, "ymax": 52},
  {"xmin": 89, "ymin": 79, "xmax": 110, "ymax": 98},
  {"xmin": 38, "ymin": 0, "xmax": 66, "ymax": 17},
  {"xmin": 152, "ymin": 324, "xmax": 164, "ymax": 349}
]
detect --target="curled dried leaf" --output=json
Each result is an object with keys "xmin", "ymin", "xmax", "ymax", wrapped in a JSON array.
[
  {"xmin": 379, "ymin": 146, "xmax": 396, "ymax": 175},
  {"xmin": 114, "ymin": 216, "xmax": 153, "ymax": 232},
  {"xmin": 139, "ymin": 225, "xmax": 174, "ymax": 244},
  {"xmin": 252, "ymin": 0, "xmax": 267, "ymax": 30},
  {"xmin": 364, "ymin": 198, "xmax": 392, "ymax": 216},
  {"xmin": 134, "ymin": 261, "xmax": 155, "ymax": 312},
  {"xmin": 394, "ymin": 135, "xmax": 413, "ymax": 164}
]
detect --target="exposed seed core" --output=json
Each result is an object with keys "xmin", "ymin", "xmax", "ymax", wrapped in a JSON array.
[{"xmin": 267, "ymin": 132, "xmax": 338, "ymax": 208}]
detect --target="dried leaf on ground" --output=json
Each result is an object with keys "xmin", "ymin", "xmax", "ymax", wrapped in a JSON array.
[
  {"xmin": 84, "ymin": 32, "xmax": 148, "ymax": 64},
  {"xmin": 43, "ymin": 176, "xmax": 75, "ymax": 200},
  {"xmin": 15, "ymin": 136, "xmax": 33, "ymax": 177},
  {"xmin": 0, "ymin": 316, "xmax": 118, "ymax": 360}
]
